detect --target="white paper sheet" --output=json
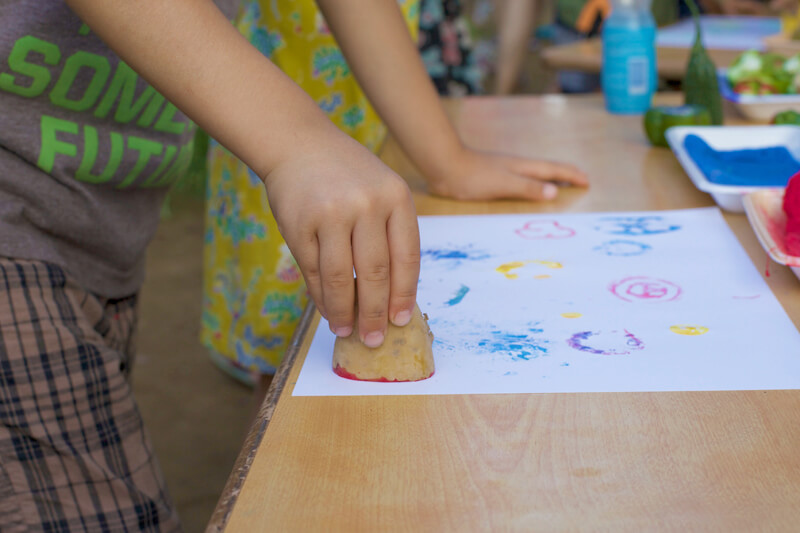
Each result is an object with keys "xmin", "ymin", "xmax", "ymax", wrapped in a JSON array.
[
  {"xmin": 655, "ymin": 16, "xmax": 780, "ymax": 51},
  {"xmin": 293, "ymin": 208, "xmax": 800, "ymax": 396}
]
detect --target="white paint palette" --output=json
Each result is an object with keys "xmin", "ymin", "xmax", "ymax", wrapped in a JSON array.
[{"xmin": 667, "ymin": 125, "xmax": 800, "ymax": 212}]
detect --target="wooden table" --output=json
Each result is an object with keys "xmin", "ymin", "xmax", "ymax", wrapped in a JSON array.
[
  {"xmin": 209, "ymin": 93, "xmax": 800, "ymax": 532},
  {"xmin": 541, "ymin": 38, "xmax": 742, "ymax": 80}
]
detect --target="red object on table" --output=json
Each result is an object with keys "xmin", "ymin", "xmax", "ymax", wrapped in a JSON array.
[{"xmin": 785, "ymin": 171, "xmax": 800, "ymax": 256}]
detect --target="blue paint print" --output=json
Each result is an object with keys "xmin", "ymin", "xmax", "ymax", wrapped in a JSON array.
[
  {"xmin": 446, "ymin": 285, "xmax": 470, "ymax": 306},
  {"xmin": 560, "ymin": 362, "xmax": 570, "ymax": 367},
  {"xmin": 595, "ymin": 216, "xmax": 680, "ymax": 236},
  {"xmin": 594, "ymin": 239, "xmax": 652, "ymax": 257},
  {"xmin": 567, "ymin": 329, "xmax": 645, "ymax": 355},
  {"xmin": 477, "ymin": 328, "xmax": 549, "ymax": 361}
]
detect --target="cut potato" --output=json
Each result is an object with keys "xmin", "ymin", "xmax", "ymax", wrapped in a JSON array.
[{"xmin": 332, "ymin": 304, "xmax": 434, "ymax": 382}]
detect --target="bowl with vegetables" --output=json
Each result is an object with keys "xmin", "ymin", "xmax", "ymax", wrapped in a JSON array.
[{"xmin": 720, "ymin": 50, "xmax": 800, "ymax": 122}]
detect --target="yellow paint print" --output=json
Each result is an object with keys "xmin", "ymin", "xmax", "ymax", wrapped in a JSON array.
[
  {"xmin": 496, "ymin": 261, "xmax": 526, "ymax": 279},
  {"xmin": 496, "ymin": 260, "xmax": 563, "ymax": 279},
  {"xmin": 561, "ymin": 312, "xmax": 583, "ymax": 319},
  {"xmin": 532, "ymin": 260, "xmax": 563, "ymax": 269},
  {"xmin": 669, "ymin": 325, "xmax": 709, "ymax": 336}
]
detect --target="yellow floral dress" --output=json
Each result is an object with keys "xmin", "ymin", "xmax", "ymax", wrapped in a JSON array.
[{"xmin": 202, "ymin": 0, "xmax": 420, "ymax": 381}]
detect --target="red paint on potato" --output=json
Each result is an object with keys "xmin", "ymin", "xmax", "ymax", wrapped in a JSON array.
[{"xmin": 333, "ymin": 365, "xmax": 434, "ymax": 383}]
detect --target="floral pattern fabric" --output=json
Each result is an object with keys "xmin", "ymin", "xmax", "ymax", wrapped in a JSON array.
[
  {"xmin": 202, "ymin": 0, "xmax": 420, "ymax": 375},
  {"xmin": 418, "ymin": 0, "xmax": 484, "ymax": 95}
]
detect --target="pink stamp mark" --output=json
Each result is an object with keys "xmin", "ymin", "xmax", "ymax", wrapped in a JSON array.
[
  {"xmin": 609, "ymin": 276, "xmax": 682, "ymax": 303},
  {"xmin": 515, "ymin": 220, "xmax": 576, "ymax": 240}
]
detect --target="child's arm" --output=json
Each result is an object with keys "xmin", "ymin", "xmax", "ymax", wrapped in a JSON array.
[
  {"xmin": 317, "ymin": 0, "xmax": 588, "ymax": 202},
  {"xmin": 64, "ymin": 0, "xmax": 420, "ymax": 347}
]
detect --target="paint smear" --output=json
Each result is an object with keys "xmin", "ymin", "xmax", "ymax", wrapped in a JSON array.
[
  {"xmin": 446, "ymin": 285, "xmax": 470, "ymax": 306},
  {"xmin": 567, "ymin": 329, "xmax": 645, "ymax": 355},
  {"xmin": 532, "ymin": 260, "xmax": 563, "ymax": 269},
  {"xmin": 496, "ymin": 260, "xmax": 562, "ymax": 279},
  {"xmin": 496, "ymin": 261, "xmax": 525, "ymax": 279},
  {"xmin": 421, "ymin": 247, "xmax": 490, "ymax": 268},
  {"xmin": 477, "ymin": 327, "xmax": 549, "ymax": 361},
  {"xmin": 669, "ymin": 325, "xmax": 709, "ymax": 336},
  {"xmin": 561, "ymin": 312, "xmax": 583, "ymax": 318}
]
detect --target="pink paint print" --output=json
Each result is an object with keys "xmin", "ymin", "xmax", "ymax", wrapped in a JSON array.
[
  {"xmin": 515, "ymin": 220, "xmax": 576, "ymax": 240},
  {"xmin": 609, "ymin": 276, "xmax": 681, "ymax": 303}
]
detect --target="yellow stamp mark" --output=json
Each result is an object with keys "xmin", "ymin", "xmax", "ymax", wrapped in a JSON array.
[{"xmin": 669, "ymin": 325, "xmax": 709, "ymax": 336}]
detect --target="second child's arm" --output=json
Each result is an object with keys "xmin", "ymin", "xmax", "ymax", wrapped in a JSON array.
[
  {"xmin": 317, "ymin": 0, "xmax": 588, "ymax": 201},
  {"xmin": 64, "ymin": 0, "xmax": 421, "ymax": 347}
]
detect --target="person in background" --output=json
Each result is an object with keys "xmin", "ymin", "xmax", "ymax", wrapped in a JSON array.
[
  {"xmin": 418, "ymin": 0, "xmax": 487, "ymax": 95},
  {"xmin": 202, "ymin": 0, "xmax": 588, "ymax": 413}
]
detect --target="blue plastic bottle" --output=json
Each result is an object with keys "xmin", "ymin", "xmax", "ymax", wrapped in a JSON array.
[{"xmin": 601, "ymin": 0, "xmax": 657, "ymax": 114}]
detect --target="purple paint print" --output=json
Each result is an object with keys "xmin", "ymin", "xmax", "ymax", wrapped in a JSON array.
[{"xmin": 567, "ymin": 329, "xmax": 645, "ymax": 355}]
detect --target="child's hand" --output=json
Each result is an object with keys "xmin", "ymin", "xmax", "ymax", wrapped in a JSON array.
[
  {"xmin": 425, "ymin": 148, "xmax": 589, "ymax": 201},
  {"xmin": 264, "ymin": 135, "xmax": 420, "ymax": 348}
]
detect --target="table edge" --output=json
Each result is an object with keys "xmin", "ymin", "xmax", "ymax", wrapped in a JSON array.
[{"xmin": 205, "ymin": 302, "xmax": 317, "ymax": 533}]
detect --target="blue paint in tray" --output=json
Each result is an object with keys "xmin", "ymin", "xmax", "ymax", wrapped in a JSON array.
[{"xmin": 683, "ymin": 134, "xmax": 799, "ymax": 187}]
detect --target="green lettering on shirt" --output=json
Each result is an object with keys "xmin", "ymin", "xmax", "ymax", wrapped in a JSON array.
[
  {"xmin": 76, "ymin": 125, "xmax": 123, "ymax": 183},
  {"xmin": 94, "ymin": 61, "xmax": 160, "ymax": 124},
  {"xmin": 153, "ymin": 102, "xmax": 185, "ymax": 135},
  {"xmin": 50, "ymin": 51, "xmax": 111, "ymax": 111},
  {"xmin": 117, "ymin": 137, "xmax": 163, "ymax": 188},
  {"xmin": 141, "ymin": 144, "xmax": 177, "ymax": 187},
  {"xmin": 0, "ymin": 36, "xmax": 61, "ymax": 98},
  {"xmin": 137, "ymin": 92, "xmax": 165, "ymax": 128},
  {"xmin": 154, "ymin": 138, "xmax": 193, "ymax": 186},
  {"xmin": 37, "ymin": 115, "xmax": 78, "ymax": 173}
]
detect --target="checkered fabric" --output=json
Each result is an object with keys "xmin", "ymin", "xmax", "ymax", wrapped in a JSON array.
[{"xmin": 0, "ymin": 258, "xmax": 180, "ymax": 532}]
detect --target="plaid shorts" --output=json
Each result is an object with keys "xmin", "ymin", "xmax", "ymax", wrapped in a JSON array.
[{"xmin": 0, "ymin": 258, "xmax": 180, "ymax": 532}]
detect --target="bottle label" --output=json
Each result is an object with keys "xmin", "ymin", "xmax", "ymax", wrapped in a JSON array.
[{"xmin": 627, "ymin": 57, "xmax": 648, "ymax": 95}]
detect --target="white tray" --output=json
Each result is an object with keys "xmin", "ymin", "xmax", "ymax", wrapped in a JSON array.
[
  {"xmin": 665, "ymin": 125, "xmax": 800, "ymax": 212},
  {"xmin": 743, "ymin": 189, "xmax": 800, "ymax": 281},
  {"xmin": 719, "ymin": 70, "xmax": 800, "ymax": 122}
]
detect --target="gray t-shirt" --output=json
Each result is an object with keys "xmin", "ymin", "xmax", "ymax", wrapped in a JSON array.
[{"xmin": 0, "ymin": 0, "xmax": 237, "ymax": 297}]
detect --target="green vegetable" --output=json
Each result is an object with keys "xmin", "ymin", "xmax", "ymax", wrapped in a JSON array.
[
  {"xmin": 683, "ymin": 0, "xmax": 723, "ymax": 125},
  {"xmin": 727, "ymin": 50, "xmax": 792, "ymax": 95},
  {"xmin": 644, "ymin": 105, "xmax": 712, "ymax": 147},
  {"xmin": 772, "ymin": 110, "xmax": 800, "ymax": 125}
]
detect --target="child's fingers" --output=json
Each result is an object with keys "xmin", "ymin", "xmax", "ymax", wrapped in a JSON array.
[
  {"xmin": 288, "ymin": 234, "xmax": 326, "ymax": 320},
  {"xmin": 491, "ymin": 171, "xmax": 563, "ymax": 201},
  {"xmin": 318, "ymin": 224, "xmax": 356, "ymax": 338},
  {"xmin": 509, "ymin": 157, "xmax": 589, "ymax": 187},
  {"xmin": 352, "ymin": 216, "xmax": 391, "ymax": 348},
  {"xmin": 387, "ymin": 204, "xmax": 421, "ymax": 327}
]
